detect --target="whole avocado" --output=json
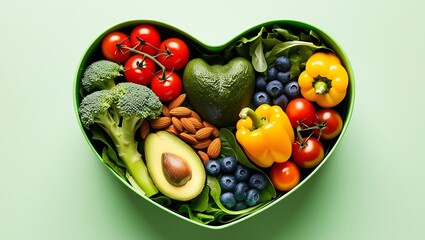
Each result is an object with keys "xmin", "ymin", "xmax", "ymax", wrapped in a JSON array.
[{"xmin": 182, "ymin": 57, "xmax": 255, "ymax": 127}]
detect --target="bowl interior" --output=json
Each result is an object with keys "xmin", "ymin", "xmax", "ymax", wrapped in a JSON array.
[{"xmin": 73, "ymin": 19, "xmax": 355, "ymax": 229}]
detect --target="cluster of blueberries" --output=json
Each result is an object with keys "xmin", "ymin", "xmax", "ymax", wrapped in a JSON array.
[
  {"xmin": 252, "ymin": 55, "xmax": 301, "ymax": 109},
  {"xmin": 205, "ymin": 156, "xmax": 268, "ymax": 210}
]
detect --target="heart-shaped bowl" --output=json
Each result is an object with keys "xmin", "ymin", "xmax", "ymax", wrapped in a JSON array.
[{"xmin": 73, "ymin": 19, "xmax": 355, "ymax": 229}]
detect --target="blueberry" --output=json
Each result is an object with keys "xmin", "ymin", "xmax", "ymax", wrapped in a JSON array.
[
  {"xmin": 277, "ymin": 71, "xmax": 290, "ymax": 84},
  {"xmin": 219, "ymin": 174, "xmax": 237, "ymax": 192},
  {"xmin": 234, "ymin": 165, "xmax": 251, "ymax": 182},
  {"xmin": 255, "ymin": 75, "xmax": 267, "ymax": 91},
  {"xmin": 245, "ymin": 188, "xmax": 261, "ymax": 206},
  {"xmin": 204, "ymin": 159, "xmax": 221, "ymax": 177},
  {"xmin": 234, "ymin": 182, "xmax": 249, "ymax": 201},
  {"xmin": 220, "ymin": 192, "xmax": 236, "ymax": 209},
  {"xmin": 266, "ymin": 80, "xmax": 284, "ymax": 97},
  {"xmin": 275, "ymin": 56, "xmax": 291, "ymax": 72},
  {"xmin": 284, "ymin": 80, "xmax": 301, "ymax": 99},
  {"xmin": 232, "ymin": 201, "xmax": 247, "ymax": 211},
  {"xmin": 267, "ymin": 67, "xmax": 278, "ymax": 80},
  {"xmin": 220, "ymin": 156, "xmax": 237, "ymax": 173},
  {"xmin": 252, "ymin": 91, "xmax": 271, "ymax": 107},
  {"xmin": 249, "ymin": 173, "xmax": 267, "ymax": 191},
  {"xmin": 273, "ymin": 94, "xmax": 289, "ymax": 110}
]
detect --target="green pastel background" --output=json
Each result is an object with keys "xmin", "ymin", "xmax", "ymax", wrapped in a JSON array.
[{"xmin": 1, "ymin": 0, "xmax": 424, "ymax": 239}]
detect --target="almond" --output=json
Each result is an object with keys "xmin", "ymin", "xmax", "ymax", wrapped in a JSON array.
[
  {"xmin": 139, "ymin": 120, "xmax": 150, "ymax": 140},
  {"xmin": 165, "ymin": 125, "xmax": 179, "ymax": 135},
  {"xmin": 203, "ymin": 121, "xmax": 219, "ymax": 137},
  {"xmin": 207, "ymin": 138, "xmax": 221, "ymax": 159},
  {"xmin": 212, "ymin": 128, "xmax": 220, "ymax": 138},
  {"xmin": 171, "ymin": 117, "xmax": 183, "ymax": 132},
  {"xmin": 180, "ymin": 118, "xmax": 197, "ymax": 134},
  {"xmin": 150, "ymin": 117, "xmax": 171, "ymax": 129},
  {"xmin": 169, "ymin": 106, "xmax": 192, "ymax": 118},
  {"xmin": 192, "ymin": 138, "xmax": 212, "ymax": 150},
  {"xmin": 195, "ymin": 127, "xmax": 213, "ymax": 140},
  {"xmin": 179, "ymin": 132, "xmax": 198, "ymax": 145},
  {"xmin": 188, "ymin": 117, "xmax": 204, "ymax": 129},
  {"xmin": 197, "ymin": 150, "xmax": 210, "ymax": 164},
  {"xmin": 168, "ymin": 93, "xmax": 186, "ymax": 109},
  {"xmin": 161, "ymin": 105, "xmax": 170, "ymax": 117},
  {"xmin": 190, "ymin": 111, "xmax": 202, "ymax": 122}
]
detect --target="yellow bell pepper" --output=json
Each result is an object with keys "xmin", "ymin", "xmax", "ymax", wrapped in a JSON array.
[
  {"xmin": 235, "ymin": 104, "xmax": 294, "ymax": 168},
  {"xmin": 298, "ymin": 52, "xmax": 349, "ymax": 108}
]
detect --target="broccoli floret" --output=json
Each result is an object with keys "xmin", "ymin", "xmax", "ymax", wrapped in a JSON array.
[
  {"xmin": 78, "ymin": 82, "xmax": 163, "ymax": 197},
  {"xmin": 78, "ymin": 89, "xmax": 115, "ymax": 129},
  {"xmin": 113, "ymin": 82, "xmax": 163, "ymax": 119},
  {"xmin": 81, "ymin": 60, "xmax": 124, "ymax": 92}
]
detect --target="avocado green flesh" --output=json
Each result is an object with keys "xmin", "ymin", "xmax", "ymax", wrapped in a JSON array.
[
  {"xmin": 183, "ymin": 57, "xmax": 255, "ymax": 127},
  {"xmin": 144, "ymin": 131, "xmax": 206, "ymax": 201}
]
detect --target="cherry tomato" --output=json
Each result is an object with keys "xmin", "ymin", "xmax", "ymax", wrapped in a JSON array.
[
  {"xmin": 151, "ymin": 71, "xmax": 182, "ymax": 102},
  {"xmin": 292, "ymin": 136, "xmax": 324, "ymax": 168},
  {"xmin": 313, "ymin": 108, "xmax": 343, "ymax": 140},
  {"xmin": 156, "ymin": 38, "xmax": 190, "ymax": 70},
  {"xmin": 270, "ymin": 161, "xmax": 301, "ymax": 191},
  {"xmin": 285, "ymin": 98, "xmax": 316, "ymax": 128},
  {"xmin": 123, "ymin": 55, "xmax": 156, "ymax": 86},
  {"xmin": 101, "ymin": 31, "xmax": 131, "ymax": 63},
  {"xmin": 130, "ymin": 24, "xmax": 161, "ymax": 56}
]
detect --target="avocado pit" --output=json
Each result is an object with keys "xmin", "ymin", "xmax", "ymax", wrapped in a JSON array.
[{"xmin": 162, "ymin": 152, "xmax": 192, "ymax": 187}]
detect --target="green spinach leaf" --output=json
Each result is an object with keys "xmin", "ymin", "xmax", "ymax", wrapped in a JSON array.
[
  {"xmin": 189, "ymin": 186, "xmax": 210, "ymax": 212},
  {"xmin": 235, "ymin": 27, "xmax": 267, "ymax": 72},
  {"xmin": 178, "ymin": 204, "xmax": 216, "ymax": 224},
  {"xmin": 151, "ymin": 195, "xmax": 172, "ymax": 207},
  {"xmin": 101, "ymin": 148, "xmax": 126, "ymax": 179}
]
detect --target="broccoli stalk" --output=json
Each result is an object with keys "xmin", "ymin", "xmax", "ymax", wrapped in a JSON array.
[
  {"xmin": 81, "ymin": 60, "xmax": 124, "ymax": 93},
  {"xmin": 79, "ymin": 82, "xmax": 163, "ymax": 197}
]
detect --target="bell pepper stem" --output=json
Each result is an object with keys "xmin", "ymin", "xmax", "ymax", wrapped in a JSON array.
[
  {"xmin": 314, "ymin": 81, "xmax": 328, "ymax": 94},
  {"xmin": 239, "ymin": 107, "xmax": 264, "ymax": 129}
]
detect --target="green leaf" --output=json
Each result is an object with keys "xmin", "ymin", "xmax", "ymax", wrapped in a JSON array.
[
  {"xmin": 287, "ymin": 46, "xmax": 315, "ymax": 79},
  {"xmin": 219, "ymin": 128, "xmax": 257, "ymax": 170},
  {"xmin": 178, "ymin": 204, "xmax": 216, "ymax": 225},
  {"xmin": 236, "ymin": 27, "xmax": 266, "ymax": 46},
  {"xmin": 101, "ymin": 148, "xmax": 126, "ymax": 179},
  {"xmin": 265, "ymin": 40, "xmax": 326, "ymax": 65},
  {"xmin": 249, "ymin": 37, "xmax": 267, "ymax": 72},
  {"xmin": 151, "ymin": 195, "xmax": 172, "ymax": 207},
  {"xmin": 235, "ymin": 27, "xmax": 268, "ymax": 72},
  {"xmin": 299, "ymin": 30, "xmax": 323, "ymax": 45},
  {"xmin": 189, "ymin": 186, "xmax": 210, "ymax": 212},
  {"xmin": 271, "ymin": 25, "xmax": 300, "ymax": 41},
  {"xmin": 261, "ymin": 37, "xmax": 284, "ymax": 52}
]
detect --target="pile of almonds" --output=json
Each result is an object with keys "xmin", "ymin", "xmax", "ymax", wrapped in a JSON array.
[{"xmin": 139, "ymin": 94, "xmax": 220, "ymax": 164}]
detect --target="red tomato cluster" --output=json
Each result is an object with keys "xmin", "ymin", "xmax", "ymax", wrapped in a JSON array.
[
  {"xmin": 100, "ymin": 24, "xmax": 190, "ymax": 102},
  {"xmin": 269, "ymin": 98, "xmax": 343, "ymax": 192}
]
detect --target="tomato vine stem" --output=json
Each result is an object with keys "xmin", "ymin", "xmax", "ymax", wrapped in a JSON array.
[
  {"xmin": 295, "ymin": 116, "xmax": 328, "ymax": 149},
  {"xmin": 119, "ymin": 45, "xmax": 167, "ymax": 80}
]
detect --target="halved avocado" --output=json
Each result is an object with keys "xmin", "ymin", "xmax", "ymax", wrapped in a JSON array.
[{"xmin": 144, "ymin": 131, "xmax": 206, "ymax": 201}]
